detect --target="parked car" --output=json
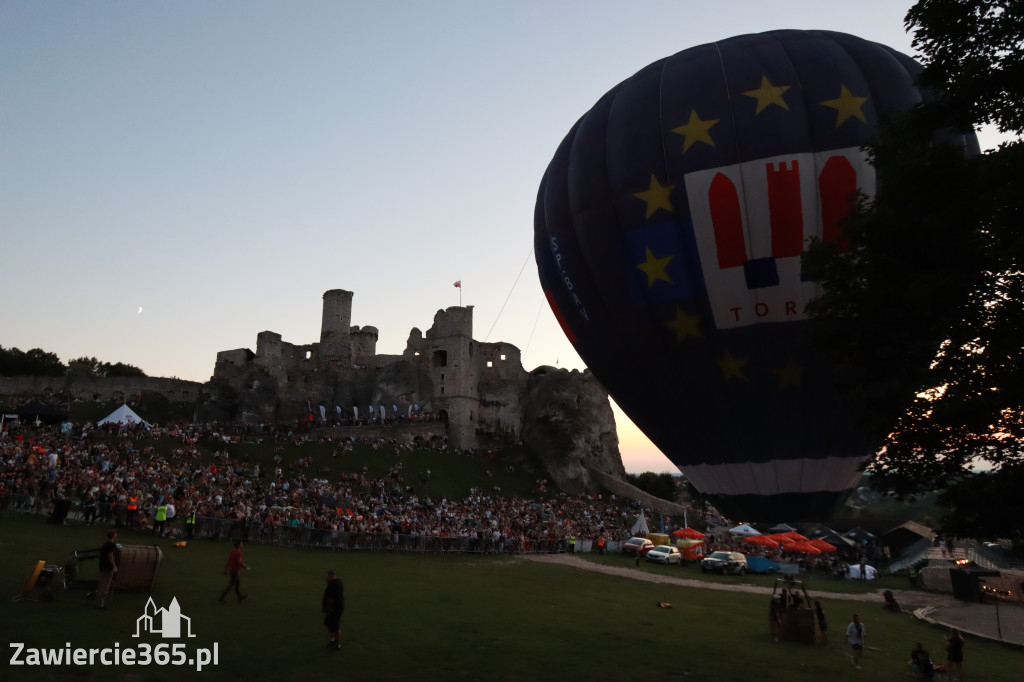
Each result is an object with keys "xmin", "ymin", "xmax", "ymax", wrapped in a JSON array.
[
  {"xmin": 645, "ymin": 545, "xmax": 682, "ymax": 565},
  {"xmin": 621, "ymin": 536, "xmax": 655, "ymax": 557},
  {"xmin": 700, "ymin": 551, "xmax": 748, "ymax": 575}
]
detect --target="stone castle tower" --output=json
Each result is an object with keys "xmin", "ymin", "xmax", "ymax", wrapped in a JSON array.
[{"xmin": 319, "ymin": 289, "xmax": 353, "ymax": 369}]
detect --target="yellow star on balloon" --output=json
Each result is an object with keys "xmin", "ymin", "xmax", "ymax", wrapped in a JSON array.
[
  {"xmin": 636, "ymin": 247, "xmax": 674, "ymax": 287},
  {"xmin": 664, "ymin": 307, "xmax": 703, "ymax": 341},
  {"xmin": 632, "ymin": 174, "xmax": 675, "ymax": 219},
  {"xmin": 717, "ymin": 350, "xmax": 750, "ymax": 381},
  {"xmin": 742, "ymin": 75, "xmax": 791, "ymax": 114},
  {"xmin": 770, "ymin": 360, "xmax": 804, "ymax": 389},
  {"xmin": 820, "ymin": 84, "xmax": 868, "ymax": 127},
  {"xmin": 671, "ymin": 109, "xmax": 719, "ymax": 152}
]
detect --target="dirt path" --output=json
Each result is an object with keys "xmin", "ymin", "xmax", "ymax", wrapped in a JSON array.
[{"xmin": 521, "ymin": 553, "xmax": 962, "ymax": 608}]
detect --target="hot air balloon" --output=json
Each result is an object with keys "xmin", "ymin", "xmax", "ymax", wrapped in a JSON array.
[{"xmin": 534, "ymin": 30, "xmax": 976, "ymax": 521}]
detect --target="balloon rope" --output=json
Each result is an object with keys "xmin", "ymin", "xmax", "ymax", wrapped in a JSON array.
[
  {"xmin": 484, "ymin": 246, "xmax": 534, "ymax": 342},
  {"xmin": 521, "ymin": 302, "xmax": 544, "ymax": 359}
]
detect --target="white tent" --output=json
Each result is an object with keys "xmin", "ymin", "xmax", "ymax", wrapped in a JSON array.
[
  {"xmin": 769, "ymin": 522, "xmax": 797, "ymax": 533},
  {"xmin": 630, "ymin": 509, "xmax": 649, "ymax": 536},
  {"xmin": 847, "ymin": 564, "xmax": 877, "ymax": 580},
  {"xmin": 729, "ymin": 523, "xmax": 761, "ymax": 536},
  {"xmin": 97, "ymin": 404, "xmax": 150, "ymax": 428}
]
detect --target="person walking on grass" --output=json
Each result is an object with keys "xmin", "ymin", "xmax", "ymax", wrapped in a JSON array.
[
  {"xmin": 846, "ymin": 613, "xmax": 866, "ymax": 668},
  {"xmin": 95, "ymin": 529, "xmax": 118, "ymax": 609},
  {"xmin": 322, "ymin": 569, "xmax": 344, "ymax": 650},
  {"xmin": 814, "ymin": 601, "xmax": 828, "ymax": 645},
  {"xmin": 217, "ymin": 540, "xmax": 249, "ymax": 603}
]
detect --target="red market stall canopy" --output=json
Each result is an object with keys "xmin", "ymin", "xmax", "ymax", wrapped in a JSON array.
[{"xmin": 672, "ymin": 527, "xmax": 705, "ymax": 540}]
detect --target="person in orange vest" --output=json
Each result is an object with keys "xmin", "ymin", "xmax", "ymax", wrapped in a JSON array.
[
  {"xmin": 126, "ymin": 493, "xmax": 138, "ymax": 529},
  {"xmin": 595, "ymin": 535, "xmax": 605, "ymax": 555}
]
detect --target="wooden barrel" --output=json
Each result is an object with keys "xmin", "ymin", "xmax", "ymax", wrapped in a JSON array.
[{"xmin": 116, "ymin": 544, "xmax": 163, "ymax": 590}]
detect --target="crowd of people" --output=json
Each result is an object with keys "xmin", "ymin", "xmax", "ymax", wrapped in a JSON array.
[{"xmin": 0, "ymin": 410, "xmax": 652, "ymax": 554}]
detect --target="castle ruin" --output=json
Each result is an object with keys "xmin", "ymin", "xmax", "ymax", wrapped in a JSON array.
[{"xmin": 204, "ymin": 289, "xmax": 626, "ymax": 491}]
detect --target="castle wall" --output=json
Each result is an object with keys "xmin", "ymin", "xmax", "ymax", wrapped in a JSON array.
[
  {"xmin": 0, "ymin": 375, "xmax": 204, "ymax": 405},
  {"xmin": 479, "ymin": 342, "xmax": 524, "ymax": 380},
  {"xmin": 254, "ymin": 331, "xmax": 318, "ymax": 381},
  {"xmin": 215, "ymin": 349, "xmax": 255, "ymax": 373}
]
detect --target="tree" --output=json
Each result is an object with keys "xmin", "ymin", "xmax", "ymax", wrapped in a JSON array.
[
  {"xmin": 937, "ymin": 465, "xmax": 1024, "ymax": 542},
  {"xmin": 0, "ymin": 346, "xmax": 66, "ymax": 377},
  {"xmin": 625, "ymin": 472, "xmax": 676, "ymax": 502},
  {"xmin": 803, "ymin": 1, "xmax": 1024, "ymax": 507},
  {"xmin": 67, "ymin": 356, "xmax": 146, "ymax": 378},
  {"xmin": 68, "ymin": 356, "xmax": 103, "ymax": 376},
  {"xmin": 907, "ymin": 0, "xmax": 1024, "ymax": 136},
  {"xmin": 105, "ymin": 362, "xmax": 146, "ymax": 378}
]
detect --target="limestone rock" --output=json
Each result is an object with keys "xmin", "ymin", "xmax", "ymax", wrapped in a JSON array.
[{"xmin": 521, "ymin": 366, "xmax": 624, "ymax": 493}]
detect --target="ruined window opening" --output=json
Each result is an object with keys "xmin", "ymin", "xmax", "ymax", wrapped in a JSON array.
[
  {"xmin": 441, "ymin": 373, "xmax": 445, "ymax": 381},
  {"xmin": 305, "ymin": 350, "xmax": 312, "ymax": 360},
  {"xmin": 500, "ymin": 354, "xmax": 506, "ymax": 361},
  {"xmin": 433, "ymin": 350, "xmax": 447, "ymax": 367},
  {"xmin": 487, "ymin": 361, "xmax": 493, "ymax": 368},
  {"xmin": 440, "ymin": 386, "xmax": 445, "ymax": 394}
]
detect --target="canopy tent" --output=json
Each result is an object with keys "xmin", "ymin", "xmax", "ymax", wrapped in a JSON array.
[
  {"xmin": 97, "ymin": 404, "xmax": 150, "ymax": 428},
  {"xmin": 744, "ymin": 535, "xmax": 780, "ymax": 548},
  {"xmin": 729, "ymin": 523, "xmax": 761, "ymax": 537},
  {"xmin": 804, "ymin": 524, "xmax": 856, "ymax": 550},
  {"xmin": 847, "ymin": 564, "xmax": 877, "ymax": 580},
  {"xmin": 672, "ymin": 527, "xmax": 705, "ymax": 540},
  {"xmin": 845, "ymin": 527, "xmax": 877, "ymax": 545},
  {"xmin": 769, "ymin": 522, "xmax": 797, "ymax": 533},
  {"xmin": 630, "ymin": 509, "xmax": 649, "ymax": 536},
  {"xmin": 783, "ymin": 541, "xmax": 822, "ymax": 555},
  {"xmin": 808, "ymin": 539, "xmax": 838, "ymax": 553}
]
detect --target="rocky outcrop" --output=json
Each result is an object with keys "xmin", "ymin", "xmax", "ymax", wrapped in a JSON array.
[{"xmin": 521, "ymin": 366, "xmax": 624, "ymax": 493}]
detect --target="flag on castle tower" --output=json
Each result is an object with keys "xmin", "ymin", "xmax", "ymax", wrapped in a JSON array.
[{"xmin": 453, "ymin": 280, "xmax": 461, "ymax": 288}]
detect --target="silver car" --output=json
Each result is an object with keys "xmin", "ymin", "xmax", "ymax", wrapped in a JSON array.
[{"xmin": 645, "ymin": 545, "xmax": 682, "ymax": 565}]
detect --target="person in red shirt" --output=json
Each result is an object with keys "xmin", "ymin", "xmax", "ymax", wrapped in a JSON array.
[{"xmin": 217, "ymin": 540, "xmax": 249, "ymax": 603}]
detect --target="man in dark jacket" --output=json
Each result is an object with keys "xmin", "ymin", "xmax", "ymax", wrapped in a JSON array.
[
  {"xmin": 96, "ymin": 529, "xmax": 118, "ymax": 609},
  {"xmin": 322, "ymin": 570, "xmax": 344, "ymax": 650}
]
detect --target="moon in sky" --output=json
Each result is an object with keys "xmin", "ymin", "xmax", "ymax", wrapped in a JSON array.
[{"xmin": 137, "ymin": 306, "xmax": 143, "ymax": 314}]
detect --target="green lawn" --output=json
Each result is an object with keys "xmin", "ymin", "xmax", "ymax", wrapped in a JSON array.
[{"xmin": 1, "ymin": 516, "xmax": 1021, "ymax": 681}]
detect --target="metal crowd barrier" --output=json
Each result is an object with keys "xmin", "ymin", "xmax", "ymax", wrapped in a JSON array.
[{"xmin": 188, "ymin": 516, "xmax": 576, "ymax": 554}]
